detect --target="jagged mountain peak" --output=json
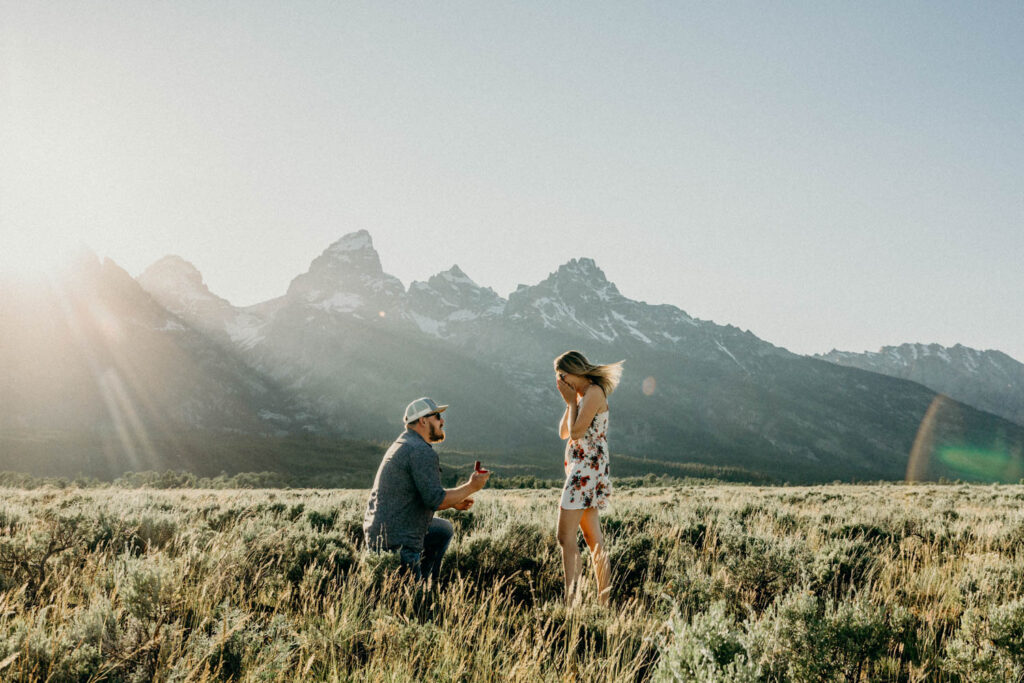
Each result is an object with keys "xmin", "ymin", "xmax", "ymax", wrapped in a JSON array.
[
  {"xmin": 818, "ymin": 342, "xmax": 1024, "ymax": 426},
  {"xmin": 327, "ymin": 229, "xmax": 374, "ymax": 254},
  {"xmin": 441, "ymin": 264, "xmax": 473, "ymax": 284},
  {"xmin": 138, "ymin": 255, "xmax": 228, "ymax": 309},
  {"xmin": 405, "ymin": 264, "xmax": 507, "ymax": 337},
  {"xmin": 513, "ymin": 257, "xmax": 621, "ymax": 307},
  {"xmin": 311, "ymin": 230, "xmax": 383, "ymax": 274},
  {"xmin": 554, "ymin": 257, "xmax": 611, "ymax": 284},
  {"xmin": 141, "ymin": 255, "xmax": 205, "ymax": 288},
  {"xmin": 60, "ymin": 253, "xmax": 148, "ymax": 301},
  {"xmin": 843, "ymin": 342, "xmax": 989, "ymax": 366},
  {"xmin": 423, "ymin": 265, "xmax": 497, "ymax": 295},
  {"xmin": 286, "ymin": 231, "xmax": 404, "ymax": 315}
]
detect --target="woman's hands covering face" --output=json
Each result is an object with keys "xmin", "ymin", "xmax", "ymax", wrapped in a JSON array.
[{"xmin": 556, "ymin": 376, "xmax": 577, "ymax": 403}]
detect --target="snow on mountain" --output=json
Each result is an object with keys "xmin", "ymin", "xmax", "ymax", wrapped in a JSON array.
[
  {"xmin": 285, "ymin": 230, "xmax": 405, "ymax": 319},
  {"xmin": 126, "ymin": 230, "xmax": 1024, "ymax": 482},
  {"xmin": 405, "ymin": 265, "xmax": 506, "ymax": 338},
  {"xmin": 139, "ymin": 256, "xmax": 268, "ymax": 349},
  {"xmin": 818, "ymin": 343, "xmax": 1024, "ymax": 426},
  {"xmin": 504, "ymin": 258, "xmax": 780, "ymax": 370}
]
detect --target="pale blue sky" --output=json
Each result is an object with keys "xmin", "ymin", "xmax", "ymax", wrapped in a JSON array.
[{"xmin": 3, "ymin": 2, "xmax": 1022, "ymax": 359}]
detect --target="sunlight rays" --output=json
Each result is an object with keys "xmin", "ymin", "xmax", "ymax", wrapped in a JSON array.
[
  {"xmin": 53, "ymin": 273, "xmax": 175, "ymax": 471},
  {"xmin": 95, "ymin": 367, "xmax": 159, "ymax": 468}
]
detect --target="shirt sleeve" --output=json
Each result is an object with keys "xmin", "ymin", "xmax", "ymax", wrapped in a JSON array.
[{"xmin": 409, "ymin": 446, "xmax": 446, "ymax": 510}]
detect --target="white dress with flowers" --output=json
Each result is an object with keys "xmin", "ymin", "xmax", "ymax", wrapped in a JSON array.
[{"xmin": 560, "ymin": 408, "xmax": 611, "ymax": 510}]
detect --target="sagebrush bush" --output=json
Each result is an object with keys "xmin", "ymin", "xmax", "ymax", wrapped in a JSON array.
[
  {"xmin": 654, "ymin": 600, "xmax": 759, "ymax": 682},
  {"xmin": 808, "ymin": 537, "xmax": 876, "ymax": 598},
  {"xmin": 445, "ymin": 521, "xmax": 561, "ymax": 604},
  {"xmin": 944, "ymin": 599, "xmax": 1024, "ymax": 681}
]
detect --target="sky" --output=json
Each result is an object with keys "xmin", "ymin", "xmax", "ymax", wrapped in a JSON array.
[{"xmin": 2, "ymin": 2, "xmax": 1022, "ymax": 360}]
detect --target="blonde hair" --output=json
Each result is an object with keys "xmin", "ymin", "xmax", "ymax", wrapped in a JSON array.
[{"xmin": 554, "ymin": 350, "xmax": 624, "ymax": 396}]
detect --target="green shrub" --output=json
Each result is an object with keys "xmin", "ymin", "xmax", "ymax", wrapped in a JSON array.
[
  {"xmin": 306, "ymin": 508, "xmax": 338, "ymax": 532},
  {"xmin": 748, "ymin": 590, "xmax": 892, "ymax": 682},
  {"xmin": 602, "ymin": 512, "xmax": 655, "ymax": 539},
  {"xmin": 809, "ymin": 538, "xmax": 876, "ymax": 598},
  {"xmin": 123, "ymin": 556, "xmax": 177, "ymax": 622},
  {"xmin": 945, "ymin": 599, "xmax": 1024, "ymax": 681},
  {"xmin": 654, "ymin": 600, "xmax": 759, "ymax": 682},
  {"xmin": 718, "ymin": 533, "xmax": 808, "ymax": 610},
  {"xmin": 266, "ymin": 533, "xmax": 356, "ymax": 587},
  {"xmin": 437, "ymin": 509, "xmax": 477, "ymax": 536},
  {"xmin": 133, "ymin": 515, "xmax": 179, "ymax": 553},
  {"xmin": 446, "ymin": 522, "xmax": 560, "ymax": 603}
]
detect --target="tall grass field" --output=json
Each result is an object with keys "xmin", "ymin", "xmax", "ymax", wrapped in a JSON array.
[{"xmin": 1, "ymin": 483, "xmax": 1023, "ymax": 681}]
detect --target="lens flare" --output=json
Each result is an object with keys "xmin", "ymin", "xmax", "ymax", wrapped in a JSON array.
[
  {"xmin": 936, "ymin": 446, "xmax": 1022, "ymax": 481},
  {"xmin": 906, "ymin": 395, "xmax": 949, "ymax": 482},
  {"xmin": 642, "ymin": 376, "xmax": 656, "ymax": 396},
  {"xmin": 907, "ymin": 394, "xmax": 1024, "ymax": 482}
]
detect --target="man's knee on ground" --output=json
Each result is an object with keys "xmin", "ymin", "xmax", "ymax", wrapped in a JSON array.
[{"xmin": 429, "ymin": 517, "xmax": 454, "ymax": 540}]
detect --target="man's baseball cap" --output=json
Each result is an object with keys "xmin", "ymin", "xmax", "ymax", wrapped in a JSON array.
[{"xmin": 403, "ymin": 397, "xmax": 448, "ymax": 424}]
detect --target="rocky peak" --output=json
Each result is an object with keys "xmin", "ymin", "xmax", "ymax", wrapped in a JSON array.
[
  {"xmin": 141, "ymin": 255, "xmax": 203, "ymax": 287},
  {"xmin": 425, "ymin": 265, "xmax": 499, "ymax": 298},
  {"xmin": 309, "ymin": 230, "xmax": 383, "ymax": 275},
  {"xmin": 405, "ymin": 265, "xmax": 506, "ymax": 336},
  {"xmin": 556, "ymin": 257, "xmax": 609, "ymax": 282},
  {"xmin": 818, "ymin": 343, "xmax": 1024, "ymax": 426},
  {"xmin": 509, "ymin": 257, "xmax": 621, "ymax": 312},
  {"xmin": 285, "ymin": 231, "xmax": 404, "ymax": 316},
  {"xmin": 138, "ymin": 256, "xmax": 230, "ymax": 317},
  {"xmin": 437, "ymin": 264, "xmax": 474, "ymax": 287},
  {"xmin": 140, "ymin": 256, "xmax": 216, "ymax": 296}
]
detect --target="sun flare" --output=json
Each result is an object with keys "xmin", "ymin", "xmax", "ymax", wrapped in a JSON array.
[{"xmin": 0, "ymin": 239, "xmax": 91, "ymax": 282}]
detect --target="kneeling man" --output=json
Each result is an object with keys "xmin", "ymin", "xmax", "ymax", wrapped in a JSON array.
[{"xmin": 363, "ymin": 397, "xmax": 490, "ymax": 583}]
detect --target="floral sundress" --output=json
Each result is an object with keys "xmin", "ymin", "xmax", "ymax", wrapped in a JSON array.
[{"xmin": 560, "ymin": 408, "xmax": 611, "ymax": 510}]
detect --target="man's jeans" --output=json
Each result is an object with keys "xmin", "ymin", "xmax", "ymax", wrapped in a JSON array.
[{"xmin": 398, "ymin": 517, "xmax": 454, "ymax": 583}]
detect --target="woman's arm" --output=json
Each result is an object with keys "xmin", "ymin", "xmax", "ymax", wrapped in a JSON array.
[
  {"xmin": 559, "ymin": 404, "xmax": 576, "ymax": 440},
  {"xmin": 556, "ymin": 378, "xmax": 576, "ymax": 439},
  {"xmin": 568, "ymin": 385, "xmax": 605, "ymax": 440}
]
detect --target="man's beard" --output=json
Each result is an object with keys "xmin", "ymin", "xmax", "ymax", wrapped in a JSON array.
[{"xmin": 428, "ymin": 424, "xmax": 446, "ymax": 443}]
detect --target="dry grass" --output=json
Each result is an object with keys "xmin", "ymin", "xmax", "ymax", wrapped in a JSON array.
[{"xmin": 0, "ymin": 484, "xmax": 1022, "ymax": 681}]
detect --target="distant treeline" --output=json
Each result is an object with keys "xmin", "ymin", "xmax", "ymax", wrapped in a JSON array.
[
  {"xmin": 0, "ymin": 470, "xmax": 312, "ymax": 490},
  {"xmin": 0, "ymin": 469, "xmax": 770, "ymax": 491},
  {"xmin": 0, "ymin": 429, "xmax": 791, "ymax": 488}
]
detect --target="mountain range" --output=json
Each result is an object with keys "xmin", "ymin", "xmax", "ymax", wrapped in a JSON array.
[
  {"xmin": 2, "ymin": 231, "xmax": 1022, "ymax": 484},
  {"xmin": 818, "ymin": 344, "xmax": 1024, "ymax": 428}
]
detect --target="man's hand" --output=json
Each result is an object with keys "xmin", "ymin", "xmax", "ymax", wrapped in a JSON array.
[
  {"xmin": 469, "ymin": 469, "xmax": 491, "ymax": 491},
  {"xmin": 438, "ymin": 470, "xmax": 490, "ymax": 511}
]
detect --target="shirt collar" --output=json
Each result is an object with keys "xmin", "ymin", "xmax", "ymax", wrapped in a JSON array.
[{"xmin": 400, "ymin": 428, "xmax": 432, "ymax": 448}]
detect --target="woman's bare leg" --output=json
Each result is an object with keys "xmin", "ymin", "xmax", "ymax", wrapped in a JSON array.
[
  {"xmin": 557, "ymin": 507, "xmax": 586, "ymax": 603},
  {"xmin": 579, "ymin": 507, "xmax": 611, "ymax": 606}
]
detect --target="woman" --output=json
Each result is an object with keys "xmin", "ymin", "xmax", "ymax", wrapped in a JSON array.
[{"xmin": 554, "ymin": 350, "xmax": 624, "ymax": 606}]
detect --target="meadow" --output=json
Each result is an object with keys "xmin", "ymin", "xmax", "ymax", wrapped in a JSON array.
[{"xmin": 0, "ymin": 483, "xmax": 1023, "ymax": 681}]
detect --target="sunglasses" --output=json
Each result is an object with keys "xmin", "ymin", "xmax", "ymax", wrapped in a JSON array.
[{"xmin": 425, "ymin": 412, "xmax": 443, "ymax": 421}]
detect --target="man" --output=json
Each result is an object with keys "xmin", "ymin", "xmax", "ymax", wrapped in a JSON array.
[{"xmin": 363, "ymin": 397, "xmax": 490, "ymax": 583}]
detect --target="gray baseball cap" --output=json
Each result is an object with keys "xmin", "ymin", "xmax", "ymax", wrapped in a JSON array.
[{"xmin": 403, "ymin": 397, "xmax": 448, "ymax": 424}]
